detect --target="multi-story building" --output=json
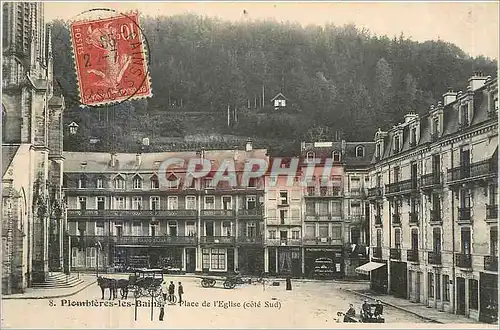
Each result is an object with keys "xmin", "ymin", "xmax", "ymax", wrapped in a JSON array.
[
  {"xmin": 2, "ymin": 2, "xmax": 66, "ymax": 294},
  {"xmin": 299, "ymin": 141, "xmax": 374, "ymax": 279},
  {"xmin": 365, "ymin": 72, "xmax": 498, "ymax": 323},
  {"xmin": 63, "ymin": 141, "xmax": 268, "ymax": 275}
]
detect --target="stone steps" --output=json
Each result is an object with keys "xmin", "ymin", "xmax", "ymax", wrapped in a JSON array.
[{"xmin": 31, "ymin": 272, "xmax": 85, "ymax": 289}]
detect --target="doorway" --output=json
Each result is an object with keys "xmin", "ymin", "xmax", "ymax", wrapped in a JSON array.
[
  {"xmin": 415, "ymin": 272, "xmax": 421, "ymax": 303},
  {"xmin": 457, "ymin": 277, "xmax": 466, "ymax": 315},
  {"xmin": 185, "ymin": 248, "xmax": 196, "ymax": 273},
  {"xmin": 205, "ymin": 221, "xmax": 214, "ymax": 237}
]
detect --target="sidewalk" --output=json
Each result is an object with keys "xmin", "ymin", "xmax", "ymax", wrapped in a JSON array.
[
  {"xmin": 343, "ymin": 288, "xmax": 493, "ymax": 325},
  {"xmin": 2, "ymin": 275, "xmax": 96, "ymax": 300}
]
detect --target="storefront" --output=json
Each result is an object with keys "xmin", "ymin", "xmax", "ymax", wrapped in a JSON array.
[
  {"xmin": 114, "ymin": 247, "xmax": 183, "ymax": 271},
  {"xmin": 304, "ymin": 247, "xmax": 344, "ymax": 279},
  {"xmin": 390, "ymin": 261, "xmax": 407, "ymax": 298},
  {"xmin": 268, "ymin": 247, "xmax": 302, "ymax": 278},
  {"xmin": 201, "ymin": 247, "xmax": 235, "ymax": 274},
  {"xmin": 238, "ymin": 247, "xmax": 264, "ymax": 275},
  {"xmin": 480, "ymin": 272, "xmax": 498, "ymax": 323},
  {"xmin": 361, "ymin": 259, "xmax": 387, "ymax": 294}
]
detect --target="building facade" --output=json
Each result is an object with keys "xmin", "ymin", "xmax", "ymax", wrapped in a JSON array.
[
  {"xmin": 367, "ymin": 73, "xmax": 498, "ymax": 323},
  {"xmin": 2, "ymin": 2, "xmax": 66, "ymax": 294},
  {"xmin": 63, "ymin": 142, "xmax": 268, "ymax": 275}
]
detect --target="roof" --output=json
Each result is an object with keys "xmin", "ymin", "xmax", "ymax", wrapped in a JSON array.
[
  {"xmin": 271, "ymin": 92, "xmax": 287, "ymax": 101},
  {"xmin": 63, "ymin": 148, "xmax": 269, "ymax": 173},
  {"xmin": 300, "ymin": 141, "xmax": 376, "ymax": 168},
  {"xmin": 2, "ymin": 145, "xmax": 20, "ymax": 177},
  {"xmin": 373, "ymin": 77, "xmax": 498, "ymax": 163}
]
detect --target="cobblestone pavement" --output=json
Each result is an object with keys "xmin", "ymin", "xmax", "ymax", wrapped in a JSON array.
[{"xmin": 1, "ymin": 275, "xmax": 435, "ymax": 328}]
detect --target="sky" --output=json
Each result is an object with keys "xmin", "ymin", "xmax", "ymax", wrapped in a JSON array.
[{"xmin": 44, "ymin": 1, "xmax": 499, "ymax": 60}]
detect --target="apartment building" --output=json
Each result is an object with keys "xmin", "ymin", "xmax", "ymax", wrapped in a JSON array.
[
  {"xmin": 63, "ymin": 141, "xmax": 268, "ymax": 276},
  {"xmin": 300, "ymin": 141, "xmax": 374, "ymax": 279},
  {"xmin": 364, "ymin": 73, "xmax": 498, "ymax": 323}
]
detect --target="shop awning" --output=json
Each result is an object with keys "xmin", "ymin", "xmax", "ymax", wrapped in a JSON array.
[{"xmin": 355, "ymin": 262, "xmax": 385, "ymax": 275}]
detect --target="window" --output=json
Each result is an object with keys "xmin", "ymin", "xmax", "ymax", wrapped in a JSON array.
[
  {"xmin": 351, "ymin": 228, "xmax": 360, "ymax": 244},
  {"xmin": 432, "ymin": 193, "xmax": 441, "ymax": 215},
  {"xmin": 350, "ymin": 201, "xmax": 361, "ymax": 216},
  {"xmin": 95, "ymin": 222, "xmax": 104, "ymax": 236},
  {"xmin": 133, "ymin": 176, "xmax": 142, "ymax": 189},
  {"xmin": 204, "ymin": 178, "xmax": 214, "ymax": 189},
  {"xmin": 393, "ymin": 135, "xmax": 400, "ymax": 152},
  {"xmin": 291, "ymin": 230, "xmax": 300, "ymax": 239},
  {"xmin": 306, "ymin": 151, "xmax": 315, "ymax": 163},
  {"xmin": 443, "ymin": 275, "xmax": 450, "ymax": 301},
  {"xmin": 96, "ymin": 178, "xmax": 103, "ymax": 189},
  {"xmin": 428, "ymin": 273, "xmax": 434, "ymax": 298},
  {"xmin": 204, "ymin": 196, "xmax": 215, "ymax": 209},
  {"xmin": 150, "ymin": 197, "xmax": 160, "ymax": 211},
  {"xmin": 279, "ymin": 191, "xmax": 288, "ymax": 205},
  {"xmin": 319, "ymin": 225, "xmax": 328, "ymax": 238},
  {"xmin": 436, "ymin": 274, "xmax": 441, "ymax": 300},
  {"xmin": 168, "ymin": 221, "xmax": 178, "ymax": 236},
  {"xmin": 132, "ymin": 222, "xmax": 141, "ymax": 236},
  {"xmin": 166, "ymin": 173, "xmax": 178, "ymax": 189},
  {"xmin": 461, "ymin": 227, "xmax": 471, "ymax": 254},
  {"xmin": 491, "ymin": 228, "xmax": 498, "ymax": 256},
  {"xmin": 376, "ymin": 229, "xmax": 382, "ymax": 247},
  {"xmin": 202, "ymin": 249, "xmax": 210, "ymax": 270},
  {"xmin": 222, "ymin": 196, "xmax": 232, "ymax": 210},
  {"xmin": 376, "ymin": 143, "xmax": 381, "ymax": 158},
  {"xmin": 97, "ymin": 197, "xmax": 105, "ymax": 210},
  {"xmin": 411, "ymin": 229, "xmax": 418, "ymax": 250},
  {"xmin": 331, "ymin": 227, "xmax": 341, "ymax": 239},
  {"xmin": 305, "ymin": 225, "xmax": 315, "ymax": 237},
  {"xmin": 393, "ymin": 166, "xmax": 400, "ymax": 183},
  {"xmin": 489, "ymin": 184, "xmax": 498, "ymax": 206},
  {"xmin": 280, "ymin": 209, "xmax": 287, "ymax": 224},
  {"xmin": 185, "ymin": 196, "xmax": 196, "ymax": 210},
  {"xmin": 330, "ymin": 201, "xmax": 341, "ymax": 217},
  {"xmin": 355, "ymin": 146, "xmax": 365, "ymax": 158},
  {"xmin": 150, "ymin": 223, "xmax": 158, "ymax": 237},
  {"xmin": 222, "ymin": 221, "xmax": 231, "ymax": 236},
  {"xmin": 433, "ymin": 227, "xmax": 441, "ymax": 252},
  {"xmin": 186, "ymin": 221, "xmax": 196, "ymax": 236},
  {"xmin": 114, "ymin": 197, "xmax": 125, "ymax": 209},
  {"xmin": 459, "ymin": 188, "xmax": 471, "ymax": 208},
  {"xmin": 150, "ymin": 175, "xmax": 159, "ymax": 189},
  {"xmin": 268, "ymin": 230, "xmax": 276, "ymax": 239},
  {"xmin": 114, "ymin": 177, "xmax": 125, "ymax": 189},
  {"xmin": 167, "ymin": 196, "xmax": 178, "ymax": 210},
  {"xmin": 410, "ymin": 127, "xmax": 417, "ymax": 146},
  {"xmin": 246, "ymin": 195, "xmax": 256, "ymax": 209},
  {"xmin": 78, "ymin": 197, "xmax": 86, "ymax": 210},
  {"xmin": 210, "ymin": 248, "xmax": 226, "ymax": 271},
  {"xmin": 78, "ymin": 176, "xmax": 87, "ymax": 189},
  {"xmin": 306, "ymin": 202, "xmax": 315, "ymax": 215},
  {"xmin": 132, "ymin": 197, "xmax": 142, "ymax": 210},
  {"xmin": 460, "ymin": 104, "xmax": 469, "ymax": 126},
  {"xmin": 433, "ymin": 117, "xmax": 439, "ymax": 135},
  {"xmin": 247, "ymin": 222, "xmax": 256, "ymax": 237},
  {"xmin": 394, "ymin": 229, "xmax": 401, "ymax": 249},
  {"xmin": 332, "ymin": 151, "xmax": 341, "ymax": 162},
  {"xmin": 469, "ymin": 279, "xmax": 478, "ymax": 310}
]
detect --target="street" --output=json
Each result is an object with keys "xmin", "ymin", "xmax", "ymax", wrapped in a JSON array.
[{"xmin": 1, "ymin": 276, "xmax": 431, "ymax": 328}]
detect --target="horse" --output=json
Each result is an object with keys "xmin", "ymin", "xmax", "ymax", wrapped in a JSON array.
[
  {"xmin": 97, "ymin": 276, "xmax": 117, "ymax": 300},
  {"xmin": 116, "ymin": 279, "xmax": 130, "ymax": 299}
]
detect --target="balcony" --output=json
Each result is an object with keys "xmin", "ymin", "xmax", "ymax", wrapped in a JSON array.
[
  {"xmin": 428, "ymin": 251, "xmax": 442, "ymax": 265},
  {"xmin": 267, "ymin": 238, "xmax": 302, "ymax": 246},
  {"xmin": 430, "ymin": 210, "xmax": 442, "ymax": 224},
  {"xmin": 372, "ymin": 247, "xmax": 382, "ymax": 259},
  {"xmin": 349, "ymin": 188, "xmax": 365, "ymax": 198},
  {"xmin": 455, "ymin": 253, "xmax": 472, "ymax": 268},
  {"xmin": 385, "ymin": 179, "xmax": 418, "ymax": 197},
  {"xmin": 200, "ymin": 209, "xmax": 235, "ymax": 219},
  {"xmin": 304, "ymin": 213, "xmax": 340, "ymax": 222},
  {"xmin": 305, "ymin": 186, "xmax": 342, "ymax": 198},
  {"xmin": 390, "ymin": 248, "xmax": 401, "ymax": 260},
  {"xmin": 447, "ymin": 159, "xmax": 497, "ymax": 185},
  {"xmin": 484, "ymin": 255, "xmax": 498, "ymax": 272},
  {"xmin": 407, "ymin": 249, "xmax": 419, "ymax": 262},
  {"xmin": 486, "ymin": 204, "xmax": 498, "ymax": 221},
  {"xmin": 409, "ymin": 212, "xmax": 419, "ymax": 225},
  {"xmin": 303, "ymin": 237, "xmax": 335, "ymax": 246},
  {"xmin": 392, "ymin": 214, "xmax": 401, "ymax": 226},
  {"xmin": 367, "ymin": 187, "xmax": 383, "ymax": 200},
  {"xmin": 458, "ymin": 207, "xmax": 471, "ymax": 222},
  {"xmin": 237, "ymin": 209, "xmax": 263, "ymax": 219},
  {"xmin": 420, "ymin": 172, "xmax": 441, "ymax": 190},
  {"xmin": 374, "ymin": 215, "xmax": 382, "ymax": 226},
  {"xmin": 70, "ymin": 235, "xmax": 113, "ymax": 247},
  {"xmin": 67, "ymin": 209, "xmax": 197, "ymax": 219},
  {"xmin": 236, "ymin": 236, "xmax": 263, "ymax": 245},
  {"xmin": 200, "ymin": 236, "xmax": 235, "ymax": 245},
  {"xmin": 115, "ymin": 235, "xmax": 197, "ymax": 246}
]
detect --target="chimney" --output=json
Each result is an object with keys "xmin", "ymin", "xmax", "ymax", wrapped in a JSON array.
[
  {"xmin": 245, "ymin": 139, "xmax": 253, "ymax": 152},
  {"xmin": 135, "ymin": 153, "xmax": 142, "ymax": 167},
  {"xmin": 404, "ymin": 112, "xmax": 418, "ymax": 123},
  {"xmin": 469, "ymin": 71, "xmax": 488, "ymax": 91},
  {"xmin": 443, "ymin": 88, "xmax": 458, "ymax": 106},
  {"xmin": 110, "ymin": 153, "xmax": 117, "ymax": 167}
]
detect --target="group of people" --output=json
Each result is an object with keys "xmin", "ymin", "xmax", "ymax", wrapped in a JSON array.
[
  {"xmin": 158, "ymin": 281, "xmax": 184, "ymax": 321},
  {"xmin": 343, "ymin": 299, "xmax": 383, "ymax": 322}
]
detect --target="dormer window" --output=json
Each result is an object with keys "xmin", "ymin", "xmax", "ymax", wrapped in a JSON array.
[
  {"xmin": 96, "ymin": 178, "xmax": 103, "ymax": 189},
  {"xmin": 432, "ymin": 117, "xmax": 439, "ymax": 135},
  {"xmin": 114, "ymin": 176, "xmax": 125, "ymax": 189},
  {"xmin": 376, "ymin": 143, "xmax": 381, "ymax": 159},
  {"xmin": 306, "ymin": 151, "xmax": 315, "ymax": 163},
  {"xmin": 150, "ymin": 175, "xmax": 159, "ymax": 189},
  {"xmin": 132, "ymin": 175, "xmax": 143, "ymax": 189},
  {"xmin": 355, "ymin": 146, "xmax": 365, "ymax": 158},
  {"xmin": 460, "ymin": 103, "xmax": 470, "ymax": 127},
  {"xmin": 393, "ymin": 135, "xmax": 400, "ymax": 153},
  {"xmin": 410, "ymin": 127, "xmax": 417, "ymax": 147},
  {"xmin": 78, "ymin": 175, "xmax": 87, "ymax": 189},
  {"xmin": 166, "ymin": 173, "xmax": 179, "ymax": 189},
  {"xmin": 332, "ymin": 151, "xmax": 341, "ymax": 162}
]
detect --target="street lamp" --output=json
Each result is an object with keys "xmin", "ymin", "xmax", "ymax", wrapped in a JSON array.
[{"xmin": 68, "ymin": 121, "xmax": 79, "ymax": 135}]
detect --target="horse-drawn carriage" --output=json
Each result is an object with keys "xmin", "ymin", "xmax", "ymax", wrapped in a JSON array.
[
  {"xmin": 199, "ymin": 273, "xmax": 247, "ymax": 289},
  {"xmin": 126, "ymin": 268, "xmax": 164, "ymax": 299}
]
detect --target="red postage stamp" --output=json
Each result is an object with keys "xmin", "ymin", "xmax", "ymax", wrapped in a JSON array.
[{"xmin": 70, "ymin": 11, "xmax": 152, "ymax": 106}]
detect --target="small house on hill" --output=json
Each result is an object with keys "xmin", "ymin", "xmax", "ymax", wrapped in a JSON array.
[{"xmin": 271, "ymin": 93, "xmax": 287, "ymax": 110}]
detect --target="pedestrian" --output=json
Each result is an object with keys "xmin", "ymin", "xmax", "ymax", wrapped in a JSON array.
[
  {"xmin": 178, "ymin": 281, "xmax": 184, "ymax": 304},
  {"xmin": 168, "ymin": 281, "xmax": 175, "ymax": 304},
  {"xmin": 161, "ymin": 280, "xmax": 168, "ymax": 302},
  {"xmin": 374, "ymin": 300, "xmax": 383, "ymax": 318},
  {"xmin": 158, "ymin": 298, "xmax": 165, "ymax": 321}
]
